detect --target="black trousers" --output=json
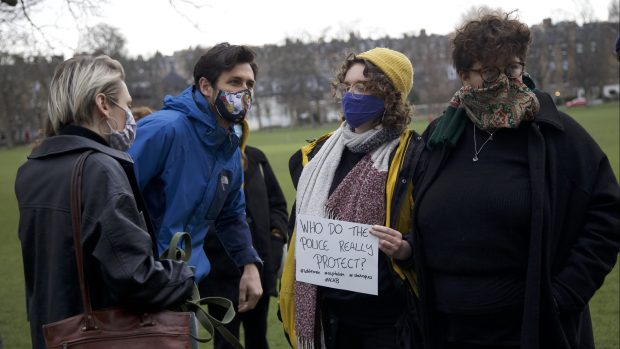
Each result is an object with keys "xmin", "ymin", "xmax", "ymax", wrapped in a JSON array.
[
  {"xmin": 324, "ymin": 319, "xmax": 401, "ymax": 349},
  {"xmin": 445, "ymin": 344, "xmax": 519, "ymax": 349},
  {"xmin": 208, "ymin": 293, "xmax": 271, "ymax": 349},
  {"xmin": 322, "ymin": 308, "xmax": 416, "ymax": 349}
]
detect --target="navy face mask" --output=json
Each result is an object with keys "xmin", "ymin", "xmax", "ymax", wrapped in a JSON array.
[{"xmin": 341, "ymin": 92, "xmax": 385, "ymax": 129}]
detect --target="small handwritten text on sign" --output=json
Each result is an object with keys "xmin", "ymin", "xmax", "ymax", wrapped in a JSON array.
[{"xmin": 295, "ymin": 214, "xmax": 378, "ymax": 295}]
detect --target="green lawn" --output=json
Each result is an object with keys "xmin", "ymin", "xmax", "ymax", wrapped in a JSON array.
[{"xmin": 1, "ymin": 102, "xmax": 618, "ymax": 348}]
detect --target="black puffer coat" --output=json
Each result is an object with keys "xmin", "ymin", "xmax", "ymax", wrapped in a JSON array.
[{"xmin": 15, "ymin": 128, "xmax": 195, "ymax": 349}]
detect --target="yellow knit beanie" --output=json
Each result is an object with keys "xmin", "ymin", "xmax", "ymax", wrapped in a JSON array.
[{"xmin": 357, "ymin": 47, "xmax": 414, "ymax": 101}]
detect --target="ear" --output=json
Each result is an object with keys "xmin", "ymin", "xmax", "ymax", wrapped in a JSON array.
[
  {"xmin": 94, "ymin": 93, "xmax": 111, "ymax": 118},
  {"xmin": 198, "ymin": 77, "xmax": 214, "ymax": 98}
]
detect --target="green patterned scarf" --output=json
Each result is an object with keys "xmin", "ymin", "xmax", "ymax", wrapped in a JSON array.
[{"xmin": 428, "ymin": 74, "xmax": 538, "ymax": 149}]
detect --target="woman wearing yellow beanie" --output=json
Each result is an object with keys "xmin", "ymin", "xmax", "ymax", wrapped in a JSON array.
[{"xmin": 279, "ymin": 47, "xmax": 423, "ymax": 349}]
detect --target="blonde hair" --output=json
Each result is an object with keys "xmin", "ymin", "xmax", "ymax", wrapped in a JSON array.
[{"xmin": 47, "ymin": 55, "xmax": 125, "ymax": 134}]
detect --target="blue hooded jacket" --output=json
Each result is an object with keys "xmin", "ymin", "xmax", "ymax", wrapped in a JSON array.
[{"xmin": 129, "ymin": 86, "xmax": 261, "ymax": 281}]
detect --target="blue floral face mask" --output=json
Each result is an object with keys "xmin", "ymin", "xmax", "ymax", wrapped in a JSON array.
[
  {"xmin": 214, "ymin": 88, "xmax": 253, "ymax": 123},
  {"xmin": 341, "ymin": 92, "xmax": 385, "ymax": 129}
]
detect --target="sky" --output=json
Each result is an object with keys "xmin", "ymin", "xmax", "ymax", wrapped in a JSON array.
[{"xmin": 24, "ymin": 0, "xmax": 616, "ymax": 58}]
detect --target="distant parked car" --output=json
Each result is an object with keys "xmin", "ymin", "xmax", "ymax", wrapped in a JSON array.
[{"xmin": 566, "ymin": 97, "xmax": 587, "ymax": 107}]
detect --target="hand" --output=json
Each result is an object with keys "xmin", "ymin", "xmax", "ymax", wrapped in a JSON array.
[
  {"xmin": 369, "ymin": 225, "xmax": 412, "ymax": 260},
  {"xmin": 238, "ymin": 263, "xmax": 262, "ymax": 313}
]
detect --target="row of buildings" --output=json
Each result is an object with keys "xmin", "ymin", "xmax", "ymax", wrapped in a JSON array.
[
  {"xmin": 151, "ymin": 18, "xmax": 619, "ymax": 129},
  {"xmin": 1, "ymin": 18, "xmax": 618, "ymax": 146}
]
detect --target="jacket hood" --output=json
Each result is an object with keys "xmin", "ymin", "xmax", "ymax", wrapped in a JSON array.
[
  {"xmin": 163, "ymin": 86, "xmax": 218, "ymax": 129},
  {"xmin": 162, "ymin": 85, "xmax": 242, "ymax": 151},
  {"xmin": 29, "ymin": 135, "xmax": 133, "ymax": 164}
]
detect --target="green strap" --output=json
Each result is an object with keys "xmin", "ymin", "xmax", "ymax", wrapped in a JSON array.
[
  {"xmin": 183, "ymin": 296, "xmax": 242, "ymax": 348},
  {"xmin": 162, "ymin": 232, "xmax": 244, "ymax": 348},
  {"xmin": 161, "ymin": 231, "xmax": 192, "ymax": 261}
]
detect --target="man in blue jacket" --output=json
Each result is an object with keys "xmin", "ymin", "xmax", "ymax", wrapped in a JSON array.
[{"xmin": 129, "ymin": 43, "xmax": 263, "ymax": 313}]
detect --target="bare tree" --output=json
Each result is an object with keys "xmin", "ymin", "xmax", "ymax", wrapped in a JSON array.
[
  {"xmin": 0, "ymin": 53, "xmax": 58, "ymax": 146},
  {"xmin": 571, "ymin": 22, "xmax": 610, "ymax": 102},
  {"xmin": 0, "ymin": 0, "xmax": 209, "ymax": 55},
  {"xmin": 0, "ymin": 0, "xmax": 45, "ymax": 52},
  {"xmin": 458, "ymin": 5, "xmax": 505, "ymax": 25},
  {"xmin": 572, "ymin": 0, "xmax": 596, "ymax": 24},
  {"xmin": 609, "ymin": 0, "xmax": 619, "ymax": 22},
  {"xmin": 77, "ymin": 23, "xmax": 126, "ymax": 58},
  {"xmin": 0, "ymin": 0, "xmax": 104, "ymax": 54}
]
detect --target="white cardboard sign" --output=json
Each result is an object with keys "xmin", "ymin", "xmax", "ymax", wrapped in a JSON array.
[{"xmin": 295, "ymin": 213, "xmax": 379, "ymax": 295}]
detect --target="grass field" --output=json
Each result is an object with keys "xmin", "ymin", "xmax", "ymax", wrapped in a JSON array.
[{"xmin": 0, "ymin": 102, "xmax": 618, "ymax": 348}]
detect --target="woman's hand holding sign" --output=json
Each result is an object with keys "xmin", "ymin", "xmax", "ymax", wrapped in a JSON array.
[{"xmin": 369, "ymin": 226, "xmax": 412, "ymax": 260}]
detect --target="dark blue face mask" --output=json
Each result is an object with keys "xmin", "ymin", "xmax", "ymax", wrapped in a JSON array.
[{"xmin": 341, "ymin": 92, "xmax": 385, "ymax": 129}]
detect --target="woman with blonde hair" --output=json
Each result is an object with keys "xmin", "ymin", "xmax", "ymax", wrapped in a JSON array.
[{"xmin": 15, "ymin": 55, "xmax": 195, "ymax": 348}]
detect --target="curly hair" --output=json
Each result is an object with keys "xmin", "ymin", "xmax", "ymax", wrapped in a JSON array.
[
  {"xmin": 452, "ymin": 11, "xmax": 531, "ymax": 73},
  {"xmin": 331, "ymin": 53, "xmax": 412, "ymax": 132}
]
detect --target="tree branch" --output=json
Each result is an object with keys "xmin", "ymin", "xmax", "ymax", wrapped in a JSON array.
[
  {"xmin": 1, "ymin": 0, "xmax": 18, "ymax": 7},
  {"xmin": 18, "ymin": 0, "xmax": 54, "ymax": 51},
  {"xmin": 167, "ymin": 0, "xmax": 205, "ymax": 31},
  {"xmin": 171, "ymin": 0, "xmax": 209, "ymax": 9}
]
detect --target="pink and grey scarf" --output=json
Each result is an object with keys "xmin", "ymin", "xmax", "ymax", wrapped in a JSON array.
[{"xmin": 293, "ymin": 123, "xmax": 400, "ymax": 348}]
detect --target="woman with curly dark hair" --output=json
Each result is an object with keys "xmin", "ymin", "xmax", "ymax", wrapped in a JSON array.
[
  {"xmin": 410, "ymin": 10, "xmax": 620, "ymax": 349},
  {"xmin": 279, "ymin": 48, "xmax": 423, "ymax": 349}
]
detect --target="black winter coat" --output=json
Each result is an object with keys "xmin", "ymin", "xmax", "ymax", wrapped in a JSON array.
[
  {"xmin": 411, "ymin": 91, "xmax": 620, "ymax": 349},
  {"xmin": 15, "ymin": 130, "xmax": 195, "ymax": 349},
  {"xmin": 202, "ymin": 145, "xmax": 288, "ymax": 298}
]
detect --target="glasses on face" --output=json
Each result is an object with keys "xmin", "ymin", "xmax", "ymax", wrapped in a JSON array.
[
  {"xmin": 335, "ymin": 82, "xmax": 369, "ymax": 98},
  {"xmin": 469, "ymin": 62, "xmax": 526, "ymax": 83}
]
